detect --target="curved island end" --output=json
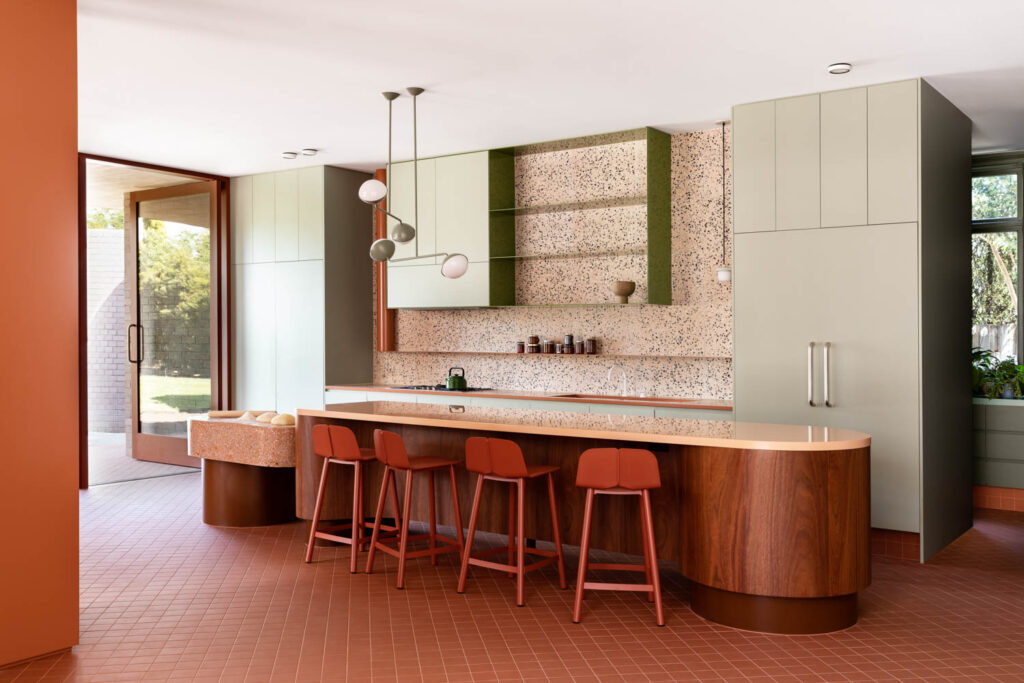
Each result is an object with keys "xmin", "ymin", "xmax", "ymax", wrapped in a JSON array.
[{"xmin": 296, "ymin": 401, "xmax": 870, "ymax": 634}]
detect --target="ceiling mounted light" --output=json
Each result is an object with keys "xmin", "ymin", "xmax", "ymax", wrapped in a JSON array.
[
  {"xmin": 358, "ymin": 87, "xmax": 469, "ymax": 279},
  {"xmin": 301, "ymin": 148, "xmax": 318, "ymax": 156},
  {"xmin": 827, "ymin": 62, "xmax": 852, "ymax": 75},
  {"xmin": 281, "ymin": 151, "xmax": 298, "ymax": 159}
]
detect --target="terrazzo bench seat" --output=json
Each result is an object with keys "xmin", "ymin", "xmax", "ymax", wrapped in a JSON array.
[{"xmin": 189, "ymin": 416, "xmax": 297, "ymax": 527}]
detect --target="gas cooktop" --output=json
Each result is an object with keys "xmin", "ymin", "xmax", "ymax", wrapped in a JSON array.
[{"xmin": 389, "ymin": 385, "xmax": 493, "ymax": 392}]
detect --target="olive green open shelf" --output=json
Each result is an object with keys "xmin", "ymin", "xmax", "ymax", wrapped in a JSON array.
[
  {"xmin": 489, "ymin": 195, "xmax": 647, "ymax": 216},
  {"xmin": 487, "ymin": 126, "xmax": 672, "ymax": 307}
]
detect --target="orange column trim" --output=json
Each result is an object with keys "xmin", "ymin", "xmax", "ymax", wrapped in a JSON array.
[{"xmin": 375, "ymin": 168, "xmax": 395, "ymax": 352}]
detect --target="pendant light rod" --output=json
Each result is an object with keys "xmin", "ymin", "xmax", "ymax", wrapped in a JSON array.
[
  {"xmin": 383, "ymin": 92, "xmax": 398, "ymax": 212},
  {"xmin": 721, "ymin": 121, "xmax": 727, "ymax": 264},
  {"xmin": 408, "ymin": 86, "xmax": 424, "ymax": 258}
]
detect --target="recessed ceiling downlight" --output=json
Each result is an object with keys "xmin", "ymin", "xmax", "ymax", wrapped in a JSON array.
[{"xmin": 827, "ymin": 62, "xmax": 852, "ymax": 75}]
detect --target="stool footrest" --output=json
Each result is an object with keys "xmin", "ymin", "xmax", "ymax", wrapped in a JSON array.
[
  {"xmin": 372, "ymin": 533, "xmax": 461, "ymax": 559},
  {"xmin": 588, "ymin": 562, "xmax": 647, "ymax": 573},
  {"xmin": 583, "ymin": 581, "xmax": 655, "ymax": 592}
]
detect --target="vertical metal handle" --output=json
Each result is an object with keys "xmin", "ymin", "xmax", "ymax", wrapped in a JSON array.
[
  {"xmin": 137, "ymin": 324, "xmax": 144, "ymax": 363},
  {"xmin": 808, "ymin": 341, "xmax": 816, "ymax": 407},
  {"xmin": 824, "ymin": 341, "xmax": 833, "ymax": 407},
  {"xmin": 127, "ymin": 324, "xmax": 138, "ymax": 363}
]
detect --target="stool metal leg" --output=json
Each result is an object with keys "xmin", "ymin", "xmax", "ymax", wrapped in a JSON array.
[
  {"xmin": 448, "ymin": 465, "xmax": 465, "ymax": 552},
  {"xmin": 573, "ymin": 488, "xmax": 596, "ymax": 623},
  {"xmin": 305, "ymin": 457, "xmax": 332, "ymax": 563},
  {"xmin": 515, "ymin": 477, "xmax": 526, "ymax": 606},
  {"xmin": 365, "ymin": 466, "xmax": 392, "ymax": 574},
  {"xmin": 641, "ymin": 489, "xmax": 665, "ymax": 626},
  {"xmin": 396, "ymin": 470, "xmax": 415, "ymax": 589},
  {"xmin": 546, "ymin": 472, "xmax": 567, "ymax": 589},
  {"xmin": 457, "ymin": 474, "xmax": 485, "ymax": 594},
  {"xmin": 349, "ymin": 461, "xmax": 362, "ymax": 574},
  {"xmin": 507, "ymin": 484, "xmax": 516, "ymax": 578},
  {"xmin": 427, "ymin": 470, "xmax": 437, "ymax": 566}
]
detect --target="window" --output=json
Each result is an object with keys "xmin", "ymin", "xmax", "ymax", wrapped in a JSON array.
[{"xmin": 972, "ymin": 157, "xmax": 1024, "ymax": 360}]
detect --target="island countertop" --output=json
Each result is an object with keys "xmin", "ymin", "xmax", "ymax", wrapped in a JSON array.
[
  {"xmin": 325, "ymin": 384, "xmax": 733, "ymax": 411},
  {"xmin": 299, "ymin": 401, "xmax": 869, "ymax": 451}
]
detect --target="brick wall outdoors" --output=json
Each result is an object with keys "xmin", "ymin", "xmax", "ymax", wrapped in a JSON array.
[{"xmin": 86, "ymin": 229, "xmax": 126, "ymax": 433}]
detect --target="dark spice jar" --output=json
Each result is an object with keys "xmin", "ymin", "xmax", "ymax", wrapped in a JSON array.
[
  {"xmin": 563, "ymin": 334, "xmax": 574, "ymax": 347},
  {"xmin": 541, "ymin": 340, "xmax": 555, "ymax": 354},
  {"xmin": 515, "ymin": 341, "xmax": 525, "ymax": 354},
  {"xmin": 575, "ymin": 340, "xmax": 585, "ymax": 354},
  {"xmin": 527, "ymin": 335, "xmax": 540, "ymax": 345},
  {"xmin": 585, "ymin": 338, "xmax": 598, "ymax": 354}
]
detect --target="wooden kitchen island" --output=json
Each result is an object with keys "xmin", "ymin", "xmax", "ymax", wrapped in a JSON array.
[{"xmin": 296, "ymin": 401, "xmax": 871, "ymax": 634}]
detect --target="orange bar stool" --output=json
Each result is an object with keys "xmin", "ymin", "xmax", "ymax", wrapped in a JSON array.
[
  {"xmin": 572, "ymin": 447, "xmax": 664, "ymax": 626},
  {"xmin": 457, "ymin": 437, "xmax": 567, "ymax": 606},
  {"xmin": 305, "ymin": 424, "xmax": 402, "ymax": 572},
  {"xmin": 365, "ymin": 429, "xmax": 465, "ymax": 589}
]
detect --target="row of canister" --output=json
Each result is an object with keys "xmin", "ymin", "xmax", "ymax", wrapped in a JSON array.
[{"xmin": 515, "ymin": 335, "xmax": 599, "ymax": 355}]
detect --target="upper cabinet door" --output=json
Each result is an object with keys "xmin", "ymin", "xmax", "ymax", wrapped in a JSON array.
[
  {"xmin": 297, "ymin": 166, "xmax": 324, "ymax": 260},
  {"xmin": 252, "ymin": 173, "xmax": 276, "ymax": 263},
  {"xmin": 733, "ymin": 100, "xmax": 776, "ymax": 233},
  {"xmin": 775, "ymin": 94, "xmax": 820, "ymax": 231},
  {"xmin": 868, "ymin": 80, "xmax": 919, "ymax": 225},
  {"xmin": 274, "ymin": 170, "xmax": 299, "ymax": 261},
  {"xmin": 435, "ymin": 152, "xmax": 489, "ymax": 263},
  {"xmin": 821, "ymin": 88, "xmax": 868, "ymax": 228},
  {"xmin": 231, "ymin": 176, "xmax": 253, "ymax": 264},
  {"xmin": 388, "ymin": 159, "xmax": 436, "ymax": 263}
]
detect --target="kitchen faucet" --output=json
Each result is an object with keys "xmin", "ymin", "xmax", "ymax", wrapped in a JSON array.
[{"xmin": 607, "ymin": 364, "xmax": 628, "ymax": 396}]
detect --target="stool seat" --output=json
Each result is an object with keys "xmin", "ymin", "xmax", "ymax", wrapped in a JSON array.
[
  {"xmin": 406, "ymin": 455, "xmax": 461, "ymax": 471},
  {"xmin": 330, "ymin": 447, "xmax": 377, "ymax": 463}
]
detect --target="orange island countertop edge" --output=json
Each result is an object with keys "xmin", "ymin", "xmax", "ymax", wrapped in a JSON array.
[{"xmin": 300, "ymin": 400, "xmax": 867, "ymax": 451}]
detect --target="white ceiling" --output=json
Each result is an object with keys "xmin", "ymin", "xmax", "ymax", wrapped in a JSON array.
[{"xmin": 79, "ymin": 0, "xmax": 1024, "ymax": 177}]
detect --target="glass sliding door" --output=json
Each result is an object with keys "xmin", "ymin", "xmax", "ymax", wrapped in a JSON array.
[{"xmin": 126, "ymin": 181, "xmax": 222, "ymax": 466}]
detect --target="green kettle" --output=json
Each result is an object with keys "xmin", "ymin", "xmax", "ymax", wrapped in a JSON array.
[{"xmin": 446, "ymin": 367, "xmax": 467, "ymax": 391}]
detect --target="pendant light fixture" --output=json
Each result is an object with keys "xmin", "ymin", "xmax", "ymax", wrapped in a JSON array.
[
  {"xmin": 358, "ymin": 87, "xmax": 469, "ymax": 279},
  {"xmin": 716, "ymin": 121, "xmax": 731, "ymax": 283}
]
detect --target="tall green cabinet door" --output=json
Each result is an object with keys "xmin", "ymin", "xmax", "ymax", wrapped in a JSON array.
[
  {"xmin": 732, "ymin": 100, "xmax": 776, "ymax": 233},
  {"xmin": 868, "ymin": 79, "xmax": 919, "ymax": 225},
  {"xmin": 388, "ymin": 158, "xmax": 436, "ymax": 262},
  {"xmin": 436, "ymin": 152, "xmax": 489, "ymax": 263}
]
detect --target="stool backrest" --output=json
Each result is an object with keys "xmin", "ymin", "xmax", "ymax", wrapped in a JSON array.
[
  {"xmin": 575, "ymin": 447, "xmax": 661, "ymax": 490},
  {"xmin": 312, "ymin": 424, "xmax": 332, "ymax": 458},
  {"xmin": 373, "ymin": 429, "xmax": 410, "ymax": 468},
  {"xmin": 327, "ymin": 425, "xmax": 361, "ymax": 461},
  {"xmin": 465, "ymin": 437, "xmax": 528, "ymax": 478}
]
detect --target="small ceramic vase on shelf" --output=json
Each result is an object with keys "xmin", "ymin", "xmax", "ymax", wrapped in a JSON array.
[{"xmin": 611, "ymin": 280, "xmax": 636, "ymax": 304}]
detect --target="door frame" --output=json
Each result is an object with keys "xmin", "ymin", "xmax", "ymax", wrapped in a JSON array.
[{"xmin": 78, "ymin": 154, "xmax": 231, "ymax": 487}]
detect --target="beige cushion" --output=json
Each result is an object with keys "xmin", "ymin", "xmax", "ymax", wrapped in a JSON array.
[
  {"xmin": 256, "ymin": 412, "xmax": 278, "ymax": 423},
  {"xmin": 270, "ymin": 413, "xmax": 295, "ymax": 426}
]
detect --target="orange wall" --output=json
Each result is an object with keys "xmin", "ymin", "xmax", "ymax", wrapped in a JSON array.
[{"xmin": 0, "ymin": 0, "xmax": 79, "ymax": 667}]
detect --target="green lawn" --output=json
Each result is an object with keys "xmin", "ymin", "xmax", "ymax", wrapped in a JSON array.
[{"xmin": 140, "ymin": 375, "xmax": 211, "ymax": 414}]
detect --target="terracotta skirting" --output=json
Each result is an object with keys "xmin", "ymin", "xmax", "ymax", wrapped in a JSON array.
[
  {"xmin": 974, "ymin": 485, "xmax": 1024, "ymax": 512},
  {"xmin": 871, "ymin": 528, "xmax": 920, "ymax": 561}
]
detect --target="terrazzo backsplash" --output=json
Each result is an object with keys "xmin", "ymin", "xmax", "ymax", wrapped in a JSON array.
[{"xmin": 373, "ymin": 127, "xmax": 734, "ymax": 400}]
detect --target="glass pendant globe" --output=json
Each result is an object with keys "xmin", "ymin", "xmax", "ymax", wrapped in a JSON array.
[
  {"xmin": 369, "ymin": 238, "xmax": 396, "ymax": 262},
  {"xmin": 440, "ymin": 253, "xmax": 469, "ymax": 279},
  {"xmin": 390, "ymin": 222, "xmax": 416, "ymax": 244},
  {"xmin": 358, "ymin": 179, "xmax": 388, "ymax": 204}
]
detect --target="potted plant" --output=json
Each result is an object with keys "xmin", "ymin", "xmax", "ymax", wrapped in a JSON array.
[
  {"xmin": 986, "ymin": 357, "xmax": 1024, "ymax": 399},
  {"xmin": 972, "ymin": 347, "xmax": 997, "ymax": 396}
]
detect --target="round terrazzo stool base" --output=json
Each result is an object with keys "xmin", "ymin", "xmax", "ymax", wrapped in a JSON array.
[
  {"xmin": 202, "ymin": 458, "xmax": 296, "ymax": 527},
  {"xmin": 690, "ymin": 583, "xmax": 858, "ymax": 634}
]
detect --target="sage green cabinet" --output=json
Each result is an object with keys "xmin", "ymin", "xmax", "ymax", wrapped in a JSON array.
[
  {"xmin": 775, "ymin": 94, "xmax": 820, "ymax": 231},
  {"xmin": 232, "ymin": 166, "xmax": 373, "ymax": 414},
  {"xmin": 821, "ymin": 87, "xmax": 868, "ymax": 227},
  {"xmin": 732, "ymin": 100, "xmax": 776, "ymax": 233},
  {"xmin": 386, "ymin": 150, "xmax": 512, "ymax": 308},
  {"xmin": 388, "ymin": 158, "xmax": 436, "ymax": 262},
  {"xmin": 435, "ymin": 152, "xmax": 489, "ymax": 263},
  {"xmin": 868, "ymin": 80, "xmax": 919, "ymax": 224}
]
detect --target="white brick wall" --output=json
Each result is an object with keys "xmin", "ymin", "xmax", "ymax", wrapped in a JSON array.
[{"xmin": 86, "ymin": 229, "xmax": 127, "ymax": 432}]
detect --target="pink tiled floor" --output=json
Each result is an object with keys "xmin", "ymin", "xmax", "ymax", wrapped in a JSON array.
[{"xmin": 2, "ymin": 473, "xmax": 1023, "ymax": 682}]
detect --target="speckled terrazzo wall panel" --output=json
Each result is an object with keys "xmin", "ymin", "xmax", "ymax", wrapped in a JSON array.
[{"xmin": 372, "ymin": 127, "xmax": 734, "ymax": 400}]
